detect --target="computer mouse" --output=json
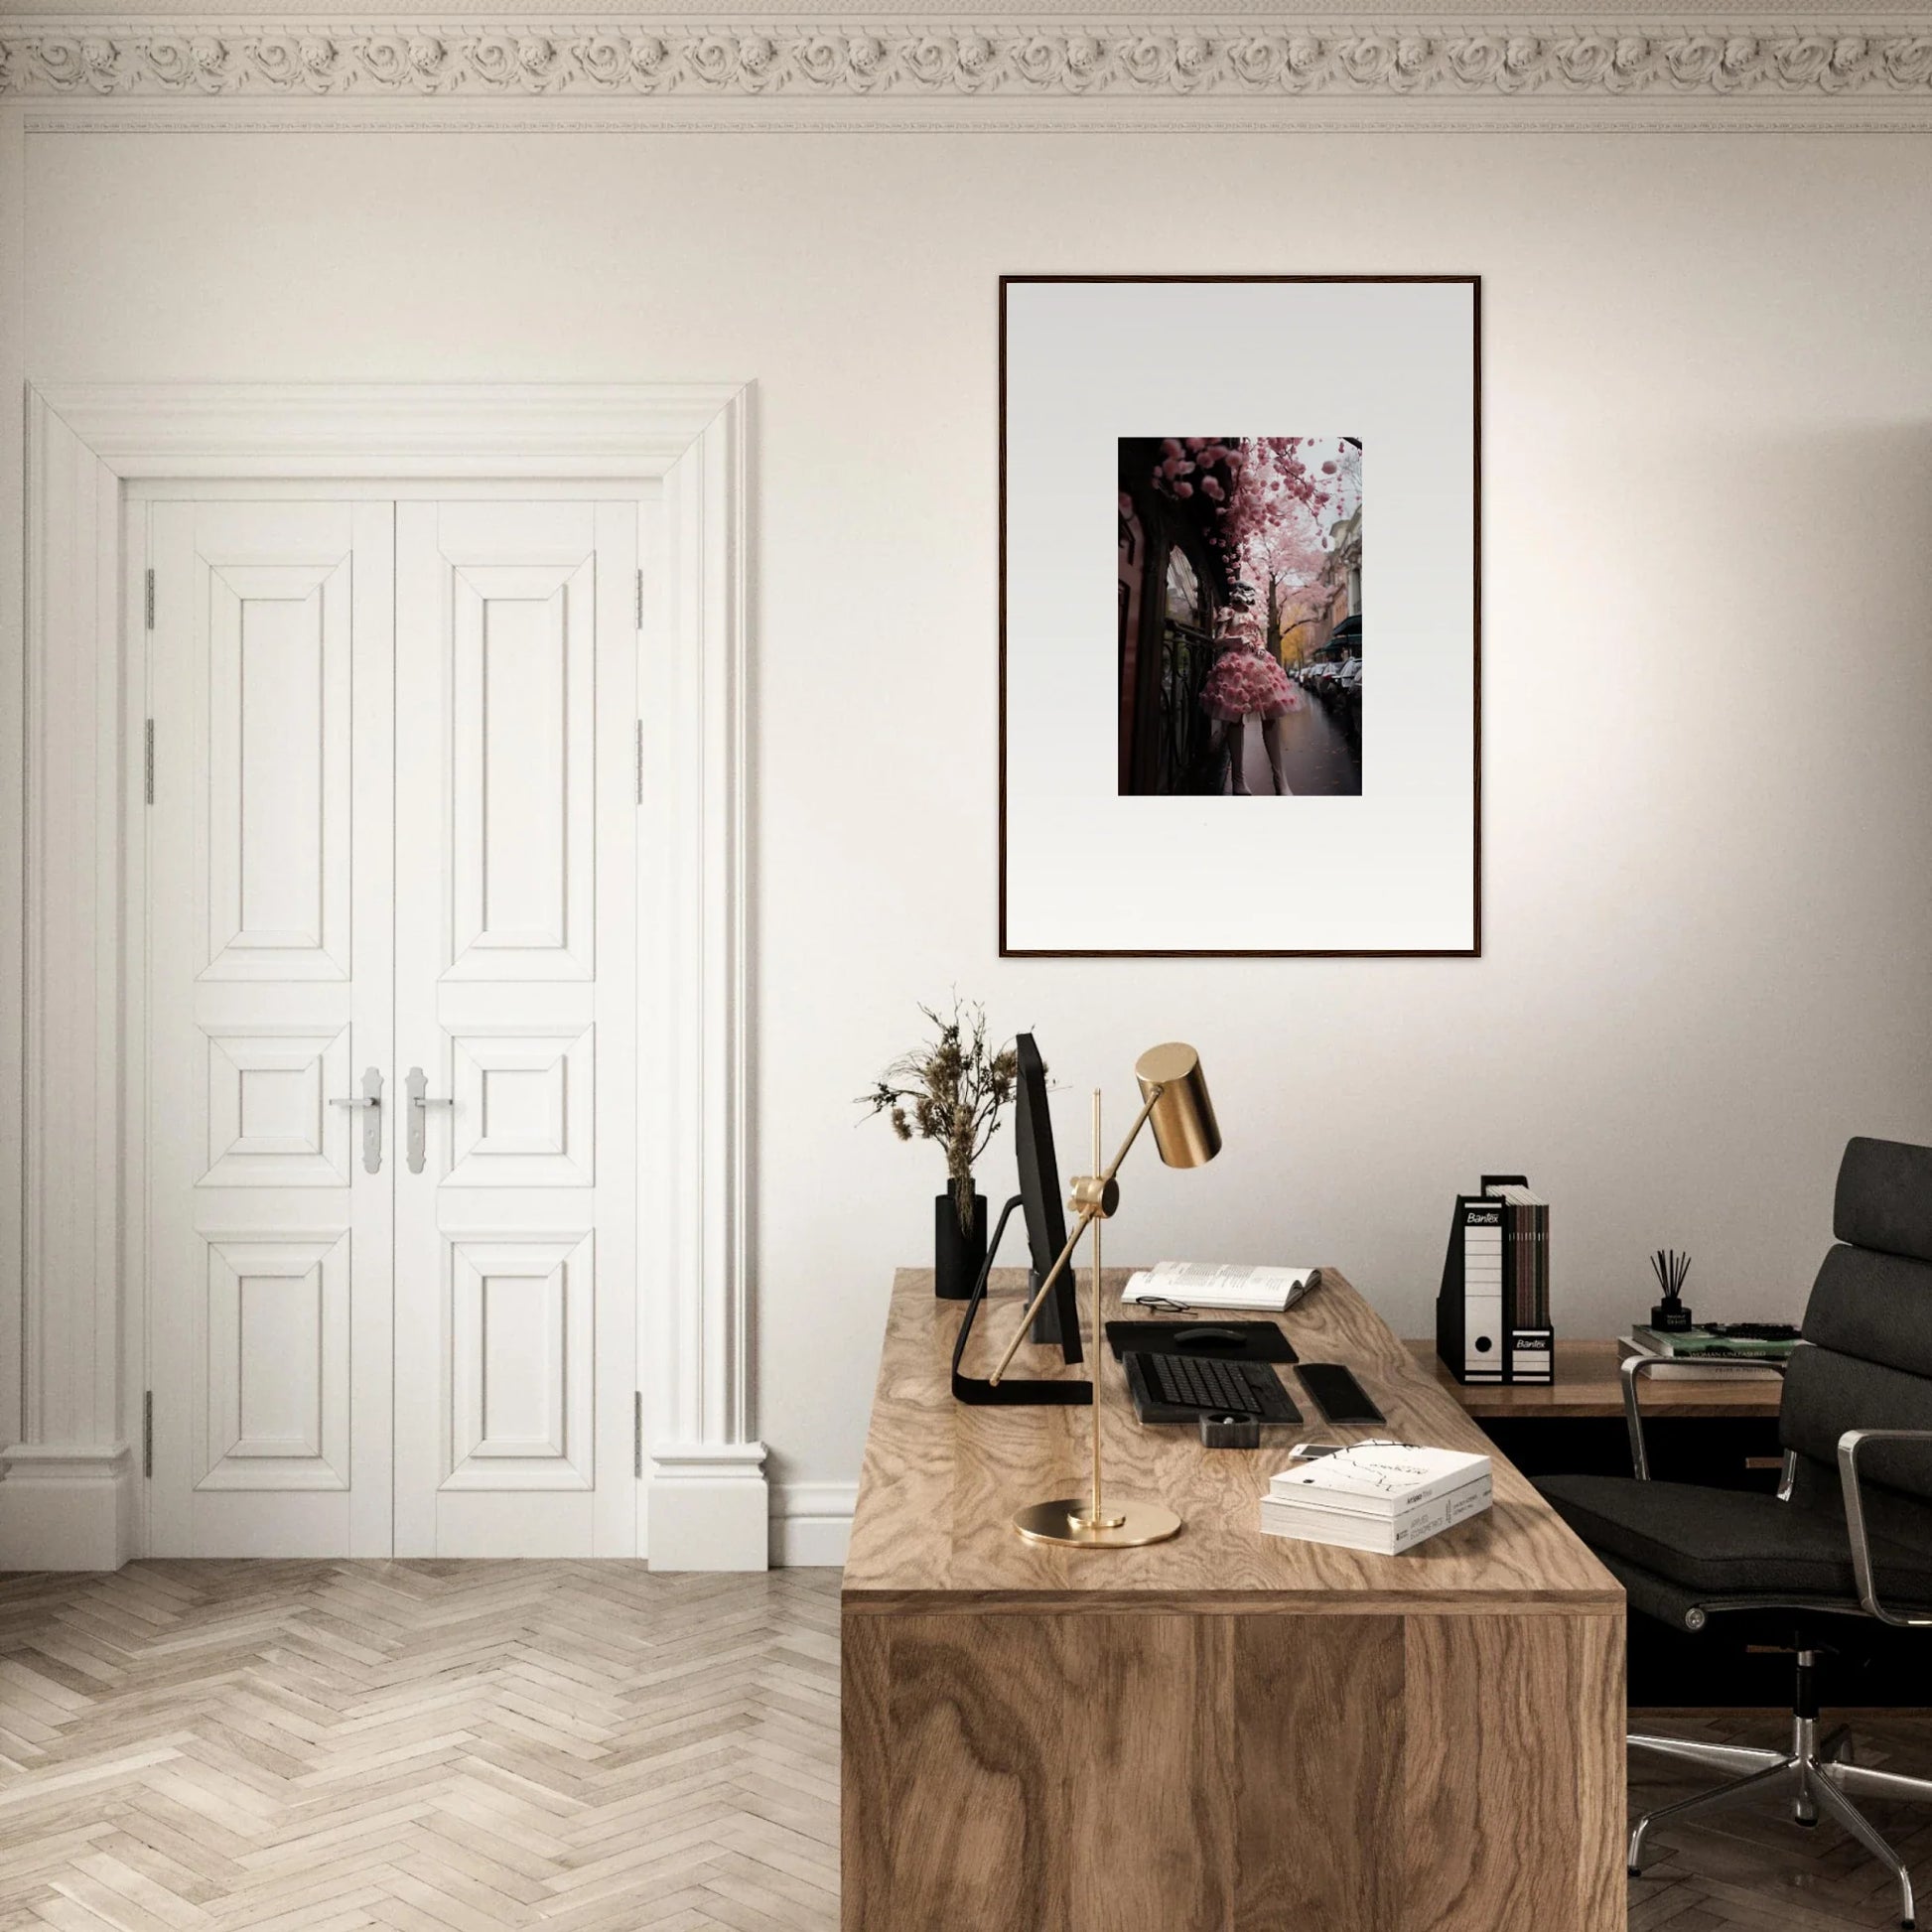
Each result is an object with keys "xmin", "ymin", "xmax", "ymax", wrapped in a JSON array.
[{"xmin": 1174, "ymin": 1326, "xmax": 1247, "ymax": 1350}]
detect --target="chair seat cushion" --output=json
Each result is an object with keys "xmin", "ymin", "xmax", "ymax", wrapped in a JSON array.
[{"xmin": 1536, "ymin": 1473, "xmax": 1932, "ymax": 1601}]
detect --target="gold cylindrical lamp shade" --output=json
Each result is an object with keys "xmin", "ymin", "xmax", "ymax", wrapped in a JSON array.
[{"xmin": 1134, "ymin": 1042, "xmax": 1221, "ymax": 1170}]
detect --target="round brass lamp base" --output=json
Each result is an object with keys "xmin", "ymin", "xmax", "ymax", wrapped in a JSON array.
[{"xmin": 1012, "ymin": 1497, "xmax": 1182, "ymax": 1548}]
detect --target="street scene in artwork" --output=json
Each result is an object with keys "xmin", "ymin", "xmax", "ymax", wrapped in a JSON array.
[{"xmin": 1117, "ymin": 436, "xmax": 1362, "ymax": 796}]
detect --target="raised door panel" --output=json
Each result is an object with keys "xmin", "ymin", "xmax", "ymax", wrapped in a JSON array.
[
  {"xmin": 146, "ymin": 499, "xmax": 394, "ymax": 1560},
  {"xmin": 449, "ymin": 563, "xmax": 594, "ymax": 980},
  {"xmin": 202, "ymin": 1026, "xmax": 352, "ymax": 1187},
  {"xmin": 394, "ymin": 499, "xmax": 637, "ymax": 1559},
  {"xmin": 199, "ymin": 1232, "xmax": 350, "ymax": 1491},
  {"xmin": 446, "ymin": 1027, "xmax": 594, "ymax": 1188},
  {"xmin": 446, "ymin": 1232, "xmax": 594, "ymax": 1489},
  {"xmin": 203, "ymin": 562, "xmax": 351, "ymax": 981}
]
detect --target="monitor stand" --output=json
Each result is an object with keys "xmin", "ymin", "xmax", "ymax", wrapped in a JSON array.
[{"xmin": 950, "ymin": 1196, "xmax": 1091, "ymax": 1407}]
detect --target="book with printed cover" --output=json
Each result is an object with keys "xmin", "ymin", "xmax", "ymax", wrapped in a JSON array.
[{"xmin": 1260, "ymin": 1443, "xmax": 1493, "ymax": 1555}]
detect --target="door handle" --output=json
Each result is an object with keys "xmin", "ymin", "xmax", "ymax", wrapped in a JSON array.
[
  {"xmin": 405, "ymin": 1065, "xmax": 454, "ymax": 1175},
  {"xmin": 330, "ymin": 1066, "xmax": 385, "ymax": 1174}
]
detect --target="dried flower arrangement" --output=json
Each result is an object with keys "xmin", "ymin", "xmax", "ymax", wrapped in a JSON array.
[{"xmin": 860, "ymin": 998, "xmax": 1021, "ymax": 1235}]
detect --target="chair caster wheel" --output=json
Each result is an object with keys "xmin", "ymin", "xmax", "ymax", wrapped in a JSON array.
[{"xmin": 1795, "ymin": 1815, "xmax": 1818, "ymax": 1829}]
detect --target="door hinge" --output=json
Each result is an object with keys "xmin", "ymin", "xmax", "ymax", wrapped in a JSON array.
[
  {"xmin": 144, "ymin": 720, "xmax": 155, "ymax": 805},
  {"xmin": 144, "ymin": 568, "xmax": 155, "ymax": 631},
  {"xmin": 142, "ymin": 1391, "xmax": 153, "ymax": 1478},
  {"xmin": 635, "ymin": 567, "xmax": 644, "ymax": 630},
  {"xmin": 633, "ymin": 1392, "xmax": 643, "ymax": 1479},
  {"xmin": 634, "ymin": 720, "xmax": 644, "ymax": 806}
]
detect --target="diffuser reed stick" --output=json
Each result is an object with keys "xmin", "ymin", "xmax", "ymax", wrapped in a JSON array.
[{"xmin": 1649, "ymin": 1248, "xmax": 1693, "ymax": 1331}]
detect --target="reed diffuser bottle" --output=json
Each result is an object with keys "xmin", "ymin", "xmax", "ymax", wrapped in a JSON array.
[{"xmin": 1650, "ymin": 1248, "xmax": 1693, "ymax": 1332}]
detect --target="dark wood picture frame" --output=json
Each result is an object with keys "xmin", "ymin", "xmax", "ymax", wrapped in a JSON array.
[{"xmin": 998, "ymin": 273, "xmax": 1482, "ymax": 958}]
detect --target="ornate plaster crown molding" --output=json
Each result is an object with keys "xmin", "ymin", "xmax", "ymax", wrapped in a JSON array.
[{"xmin": 4, "ymin": 17, "xmax": 1932, "ymax": 116}]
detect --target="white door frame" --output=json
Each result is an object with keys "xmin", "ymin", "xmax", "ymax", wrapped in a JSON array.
[{"xmin": 4, "ymin": 382, "xmax": 764, "ymax": 1572}]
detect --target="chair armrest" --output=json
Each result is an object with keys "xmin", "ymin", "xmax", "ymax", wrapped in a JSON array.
[
  {"xmin": 1620, "ymin": 1351, "xmax": 1788, "ymax": 1481},
  {"xmin": 1837, "ymin": 1429, "xmax": 1932, "ymax": 1627}
]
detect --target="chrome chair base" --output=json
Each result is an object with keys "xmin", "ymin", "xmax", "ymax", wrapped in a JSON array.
[{"xmin": 1630, "ymin": 1712, "xmax": 1932, "ymax": 1929}]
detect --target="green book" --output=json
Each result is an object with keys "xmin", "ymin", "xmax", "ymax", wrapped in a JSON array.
[{"xmin": 1631, "ymin": 1325, "xmax": 1796, "ymax": 1360}]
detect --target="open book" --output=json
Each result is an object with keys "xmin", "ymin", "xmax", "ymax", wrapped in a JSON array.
[{"xmin": 1121, "ymin": 1261, "xmax": 1318, "ymax": 1313}]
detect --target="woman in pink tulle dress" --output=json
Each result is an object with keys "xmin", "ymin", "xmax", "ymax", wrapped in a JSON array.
[{"xmin": 1200, "ymin": 626, "xmax": 1300, "ymax": 794}]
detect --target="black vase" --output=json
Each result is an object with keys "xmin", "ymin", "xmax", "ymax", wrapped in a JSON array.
[{"xmin": 934, "ymin": 1188, "xmax": 989, "ymax": 1301}]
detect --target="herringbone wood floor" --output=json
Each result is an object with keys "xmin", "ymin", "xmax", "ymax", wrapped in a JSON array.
[
  {"xmin": 0, "ymin": 1563, "xmax": 1927, "ymax": 1929},
  {"xmin": 0, "ymin": 1563, "xmax": 840, "ymax": 1931},
  {"xmin": 1628, "ymin": 1709, "xmax": 1932, "ymax": 1931}
]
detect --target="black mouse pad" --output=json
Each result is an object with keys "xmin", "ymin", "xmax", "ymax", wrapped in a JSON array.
[{"xmin": 1105, "ymin": 1319, "xmax": 1298, "ymax": 1364}]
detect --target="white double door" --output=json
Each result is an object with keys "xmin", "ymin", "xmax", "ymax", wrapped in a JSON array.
[{"xmin": 146, "ymin": 493, "xmax": 639, "ymax": 1558}]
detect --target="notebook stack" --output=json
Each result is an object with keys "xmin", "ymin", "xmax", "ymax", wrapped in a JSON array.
[
  {"xmin": 1258, "ymin": 1443, "xmax": 1493, "ymax": 1556},
  {"xmin": 1617, "ymin": 1323, "xmax": 1797, "ymax": 1381},
  {"xmin": 1497, "ymin": 1185, "xmax": 1550, "ymax": 1339}
]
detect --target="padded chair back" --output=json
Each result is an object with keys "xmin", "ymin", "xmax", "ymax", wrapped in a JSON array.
[{"xmin": 1780, "ymin": 1137, "xmax": 1932, "ymax": 1551}]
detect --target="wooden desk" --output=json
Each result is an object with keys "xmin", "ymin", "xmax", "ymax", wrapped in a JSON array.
[
  {"xmin": 1408, "ymin": 1336, "xmax": 1784, "ymax": 1420},
  {"xmin": 843, "ymin": 1269, "xmax": 1625, "ymax": 1932}
]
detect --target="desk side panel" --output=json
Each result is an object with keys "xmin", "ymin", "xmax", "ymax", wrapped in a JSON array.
[
  {"xmin": 846, "ymin": 1609, "xmax": 1073, "ymax": 1931},
  {"xmin": 841, "ymin": 1611, "xmax": 891, "ymax": 1928},
  {"xmin": 1403, "ymin": 1611, "xmax": 1626, "ymax": 1932},
  {"xmin": 842, "ymin": 1604, "xmax": 1619, "ymax": 1932},
  {"xmin": 1232, "ymin": 1613, "xmax": 1406, "ymax": 1931}
]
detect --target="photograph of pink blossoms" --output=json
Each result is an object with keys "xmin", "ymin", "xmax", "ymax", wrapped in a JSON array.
[{"xmin": 1117, "ymin": 435, "xmax": 1363, "ymax": 797}]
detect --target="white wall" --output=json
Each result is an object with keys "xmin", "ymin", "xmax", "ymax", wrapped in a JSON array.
[{"xmin": 21, "ymin": 126, "xmax": 1932, "ymax": 1540}]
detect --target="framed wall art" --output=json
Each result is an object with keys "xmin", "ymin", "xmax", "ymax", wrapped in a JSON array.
[{"xmin": 999, "ymin": 274, "xmax": 1480, "ymax": 957}]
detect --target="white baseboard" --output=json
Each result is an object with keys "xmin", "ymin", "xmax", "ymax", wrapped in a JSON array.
[
  {"xmin": 770, "ymin": 1480, "xmax": 855, "ymax": 1568},
  {"xmin": 646, "ymin": 1444, "xmax": 770, "ymax": 1571},
  {"xmin": 0, "ymin": 1444, "xmax": 136, "ymax": 1571},
  {"xmin": 0, "ymin": 1443, "xmax": 853, "ymax": 1573}
]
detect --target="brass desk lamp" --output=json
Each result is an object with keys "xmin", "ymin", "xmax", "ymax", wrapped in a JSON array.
[{"xmin": 987, "ymin": 1041, "xmax": 1221, "ymax": 1548}]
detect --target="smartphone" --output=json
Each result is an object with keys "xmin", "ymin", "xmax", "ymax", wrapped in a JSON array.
[{"xmin": 1297, "ymin": 1363, "xmax": 1386, "ymax": 1426}]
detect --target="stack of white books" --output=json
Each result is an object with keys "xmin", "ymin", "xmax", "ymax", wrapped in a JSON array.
[
  {"xmin": 1121, "ymin": 1260, "xmax": 1317, "ymax": 1312},
  {"xmin": 1259, "ymin": 1443, "xmax": 1493, "ymax": 1555}
]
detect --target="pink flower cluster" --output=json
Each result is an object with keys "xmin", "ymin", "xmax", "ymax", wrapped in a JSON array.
[{"xmin": 1150, "ymin": 436, "xmax": 1359, "ymax": 613}]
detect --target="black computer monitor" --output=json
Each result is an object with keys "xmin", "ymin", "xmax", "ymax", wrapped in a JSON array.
[
  {"xmin": 1014, "ymin": 1034, "xmax": 1082, "ymax": 1364},
  {"xmin": 948, "ymin": 1033, "xmax": 1090, "ymax": 1405}
]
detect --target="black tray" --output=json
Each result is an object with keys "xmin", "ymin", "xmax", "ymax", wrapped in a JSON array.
[{"xmin": 1104, "ymin": 1318, "xmax": 1297, "ymax": 1365}]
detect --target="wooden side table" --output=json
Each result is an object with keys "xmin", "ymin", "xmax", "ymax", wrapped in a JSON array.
[{"xmin": 1407, "ymin": 1337, "xmax": 1782, "ymax": 1418}]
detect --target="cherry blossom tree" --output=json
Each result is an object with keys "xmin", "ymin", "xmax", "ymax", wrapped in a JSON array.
[
  {"xmin": 1240, "ymin": 508, "xmax": 1331, "ymax": 662},
  {"xmin": 1147, "ymin": 437, "xmax": 1360, "ymax": 662}
]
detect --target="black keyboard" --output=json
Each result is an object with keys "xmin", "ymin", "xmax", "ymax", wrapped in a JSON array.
[{"xmin": 1126, "ymin": 1351, "xmax": 1302, "ymax": 1424}]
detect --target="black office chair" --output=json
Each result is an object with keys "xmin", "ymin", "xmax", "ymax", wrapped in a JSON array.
[{"xmin": 1538, "ymin": 1136, "xmax": 1932, "ymax": 1929}]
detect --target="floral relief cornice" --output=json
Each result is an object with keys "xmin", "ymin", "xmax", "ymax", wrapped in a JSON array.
[{"xmin": 3, "ymin": 19, "xmax": 1931, "ymax": 101}]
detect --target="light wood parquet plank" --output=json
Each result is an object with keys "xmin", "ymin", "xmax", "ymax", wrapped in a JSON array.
[
  {"xmin": 0, "ymin": 1567, "xmax": 843, "ymax": 1932},
  {"xmin": 4, "ymin": 1562, "xmax": 1931, "ymax": 1928}
]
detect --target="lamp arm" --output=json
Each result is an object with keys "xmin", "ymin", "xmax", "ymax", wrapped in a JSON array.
[
  {"xmin": 1097, "ymin": 1085, "xmax": 1164, "ymax": 1188},
  {"xmin": 986, "ymin": 1206, "xmax": 1096, "ymax": 1388},
  {"xmin": 987, "ymin": 1084, "xmax": 1165, "ymax": 1388}
]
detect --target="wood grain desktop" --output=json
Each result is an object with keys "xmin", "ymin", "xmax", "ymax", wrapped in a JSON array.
[{"xmin": 842, "ymin": 1268, "xmax": 1626, "ymax": 1932}]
